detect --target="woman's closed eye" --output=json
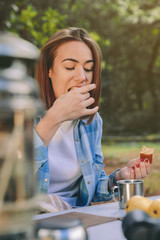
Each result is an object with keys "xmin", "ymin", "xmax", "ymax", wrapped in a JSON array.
[
  {"xmin": 84, "ymin": 67, "xmax": 93, "ymax": 72},
  {"xmin": 65, "ymin": 67, "xmax": 93, "ymax": 72},
  {"xmin": 66, "ymin": 67, "xmax": 74, "ymax": 70},
  {"xmin": 84, "ymin": 62, "xmax": 94, "ymax": 72}
]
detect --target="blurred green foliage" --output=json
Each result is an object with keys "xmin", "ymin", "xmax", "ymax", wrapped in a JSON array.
[{"xmin": 1, "ymin": 0, "xmax": 160, "ymax": 136}]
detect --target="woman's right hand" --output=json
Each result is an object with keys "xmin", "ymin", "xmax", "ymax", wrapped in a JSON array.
[{"xmin": 49, "ymin": 83, "xmax": 99, "ymax": 123}]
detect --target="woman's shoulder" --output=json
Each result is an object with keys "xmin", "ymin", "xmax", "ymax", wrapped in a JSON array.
[{"xmin": 92, "ymin": 112, "xmax": 102, "ymax": 125}]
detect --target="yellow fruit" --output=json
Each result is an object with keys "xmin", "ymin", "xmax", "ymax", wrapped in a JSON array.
[
  {"xmin": 147, "ymin": 199, "xmax": 160, "ymax": 218},
  {"xmin": 125, "ymin": 196, "xmax": 152, "ymax": 214}
]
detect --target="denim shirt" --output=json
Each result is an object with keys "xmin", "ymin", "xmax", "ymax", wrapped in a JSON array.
[{"xmin": 34, "ymin": 112, "xmax": 118, "ymax": 207}]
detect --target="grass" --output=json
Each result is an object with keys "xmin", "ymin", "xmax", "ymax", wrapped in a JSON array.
[{"xmin": 102, "ymin": 141, "xmax": 160, "ymax": 196}]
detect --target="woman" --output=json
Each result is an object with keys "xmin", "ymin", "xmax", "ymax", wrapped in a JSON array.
[{"xmin": 34, "ymin": 27, "xmax": 151, "ymax": 212}]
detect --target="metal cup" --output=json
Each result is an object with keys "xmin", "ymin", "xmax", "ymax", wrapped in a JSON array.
[{"xmin": 111, "ymin": 179, "xmax": 144, "ymax": 209}]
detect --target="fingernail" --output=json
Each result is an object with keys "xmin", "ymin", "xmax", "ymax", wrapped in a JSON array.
[
  {"xmin": 136, "ymin": 164, "xmax": 140, "ymax": 168},
  {"xmin": 145, "ymin": 159, "xmax": 149, "ymax": 163},
  {"xmin": 140, "ymin": 158, "xmax": 144, "ymax": 162},
  {"xmin": 132, "ymin": 166, "xmax": 135, "ymax": 170}
]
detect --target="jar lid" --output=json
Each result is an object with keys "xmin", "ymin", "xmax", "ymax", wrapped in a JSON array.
[
  {"xmin": 0, "ymin": 32, "xmax": 43, "ymax": 113},
  {"xmin": 0, "ymin": 32, "xmax": 39, "ymax": 59}
]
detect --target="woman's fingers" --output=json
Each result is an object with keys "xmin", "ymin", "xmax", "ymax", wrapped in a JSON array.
[
  {"xmin": 82, "ymin": 92, "xmax": 90, "ymax": 100},
  {"xmin": 83, "ymin": 97, "xmax": 95, "ymax": 107},
  {"xmin": 134, "ymin": 158, "xmax": 151, "ymax": 179},
  {"xmin": 139, "ymin": 158, "xmax": 147, "ymax": 178},
  {"xmin": 79, "ymin": 83, "xmax": 96, "ymax": 93},
  {"xmin": 69, "ymin": 86, "xmax": 98, "ymax": 115},
  {"xmin": 83, "ymin": 106, "xmax": 99, "ymax": 115},
  {"xmin": 134, "ymin": 163, "xmax": 141, "ymax": 179},
  {"xmin": 69, "ymin": 84, "xmax": 96, "ymax": 107},
  {"xmin": 127, "ymin": 156, "xmax": 151, "ymax": 180},
  {"xmin": 54, "ymin": 89, "xmax": 98, "ymax": 121},
  {"xmin": 127, "ymin": 157, "xmax": 139, "ymax": 167},
  {"xmin": 144, "ymin": 158, "xmax": 151, "ymax": 175},
  {"xmin": 130, "ymin": 166, "xmax": 135, "ymax": 179},
  {"xmin": 121, "ymin": 157, "xmax": 151, "ymax": 180}
]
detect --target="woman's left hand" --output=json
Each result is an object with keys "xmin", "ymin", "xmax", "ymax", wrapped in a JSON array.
[{"xmin": 117, "ymin": 157, "xmax": 151, "ymax": 180}]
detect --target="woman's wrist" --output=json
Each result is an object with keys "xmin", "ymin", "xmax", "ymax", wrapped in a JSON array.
[
  {"xmin": 35, "ymin": 109, "xmax": 62, "ymax": 147},
  {"xmin": 45, "ymin": 106, "xmax": 62, "ymax": 127},
  {"xmin": 116, "ymin": 170, "xmax": 123, "ymax": 181}
]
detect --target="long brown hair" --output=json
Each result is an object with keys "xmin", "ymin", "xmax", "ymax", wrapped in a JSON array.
[{"xmin": 36, "ymin": 27, "xmax": 102, "ymax": 124}]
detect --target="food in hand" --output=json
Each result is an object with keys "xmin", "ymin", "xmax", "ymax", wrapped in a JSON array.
[
  {"xmin": 140, "ymin": 145, "xmax": 155, "ymax": 164},
  {"xmin": 147, "ymin": 199, "xmax": 160, "ymax": 218},
  {"xmin": 125, "ymin": 196, "xmax": 152, "ymax": 214}
]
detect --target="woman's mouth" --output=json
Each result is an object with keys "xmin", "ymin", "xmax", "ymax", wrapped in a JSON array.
[{"xmin": 68, "ymin": 87, "xmax": 78, "ymax": 91}]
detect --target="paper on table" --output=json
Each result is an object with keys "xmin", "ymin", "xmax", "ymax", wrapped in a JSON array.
[{"xmin": 35, "ymin": 212, "xmax": 123, "ymax": 228}]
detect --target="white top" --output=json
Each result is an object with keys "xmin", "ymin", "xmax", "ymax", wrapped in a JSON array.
[{"xmin": 48, "ymin": 120, "xmax": 82, "ymax": 206}]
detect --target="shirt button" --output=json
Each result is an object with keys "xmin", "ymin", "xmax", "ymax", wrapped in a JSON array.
[
  {"xmin": 81, "ymin": 160, "xmax": 84, "ymax": 164},
  {"xmin": 44, "ymin": 178, "xmax": 48, "ymax": 182},
  {"xmin": 76, "ymin": 139, "xmax": 79, "ymax": 142},
  {"xmin": 87, "ymin": 181, "xmax": 91, "ymax": 185}
]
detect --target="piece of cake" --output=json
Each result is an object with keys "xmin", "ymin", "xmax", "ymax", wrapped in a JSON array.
[{"xmin": 140, "ymin": 145, "xmax": 155, "ymax": 164}]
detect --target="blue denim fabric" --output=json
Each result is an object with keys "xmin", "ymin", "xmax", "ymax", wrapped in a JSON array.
[{"xmin": 34, "ymin": 112, "xmax": 119, "ymax": 206}]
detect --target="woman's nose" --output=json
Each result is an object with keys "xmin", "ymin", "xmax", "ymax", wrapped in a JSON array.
[{"xmin": 74, "ymin": 68, "xmax": 86, "ymax": 82}]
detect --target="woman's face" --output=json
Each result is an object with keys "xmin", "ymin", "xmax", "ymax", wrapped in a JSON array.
[{"xmin": 49, "ymin": 41, "xmax": 94, "ymax": 99}]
